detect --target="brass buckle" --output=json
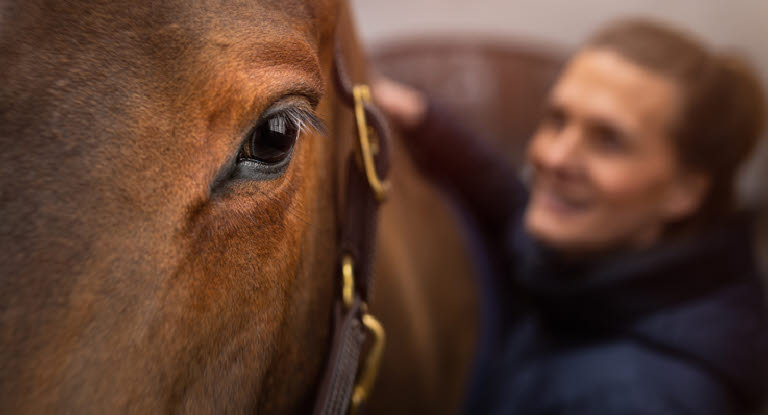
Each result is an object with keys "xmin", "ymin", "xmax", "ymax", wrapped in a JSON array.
[
  {"xmin": 341, "ymin": 255, "xmax": 355, "ymax": 309},
  {"xmin": 340, "ymin": 255, "xmax": 386, "ymax": 415},
  {"xmin": 352, "ymin": 85, "xmax": 389, "ymax": 202}
]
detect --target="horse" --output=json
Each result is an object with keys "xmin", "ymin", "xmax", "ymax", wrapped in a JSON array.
[{"xmin": 0, "ymin": 0, "xmax": 478, "ymax": 413}]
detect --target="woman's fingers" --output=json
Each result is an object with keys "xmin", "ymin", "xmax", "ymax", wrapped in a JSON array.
[{"xmin": 372, "ymin": 77, "xmax": 428, "ymax": 130}]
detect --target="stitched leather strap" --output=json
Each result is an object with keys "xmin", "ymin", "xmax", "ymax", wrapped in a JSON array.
[
  {"xmin": 313, "ymin": 33, "xmax": 391, "ymax": 415},
  {"xmin": 314, "ymin": 300, "xmax": 366, "ymax": 415}
]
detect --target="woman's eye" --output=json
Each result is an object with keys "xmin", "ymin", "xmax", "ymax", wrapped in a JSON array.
[
  {"xmin": 541, "ymin": 105, "xmax": 567, "ymax": 131},
  {"xmin": 239, "ymin": 112, "xmax": 299, "ymax": 164},
  {"xmin": 591, "ymin": 124, "xmax": 627, "ymax": 153}
]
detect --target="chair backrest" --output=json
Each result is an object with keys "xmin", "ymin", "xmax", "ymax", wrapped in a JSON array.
[{"xmin": 371, "ymin": 37, "xmax": 564, "ymax": 168}]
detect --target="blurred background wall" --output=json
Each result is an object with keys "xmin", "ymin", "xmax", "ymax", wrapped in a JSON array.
[
  {"xmin": 352, "ymin": 0, "xmax": 768, "ymax": 205},
  {"xmin": 352, "ymin": 0, "xmax": 767, "ymax": 84}
]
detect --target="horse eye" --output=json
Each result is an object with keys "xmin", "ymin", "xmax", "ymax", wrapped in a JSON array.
[{"xmin": 239, "ymin": 112, "xmax": 299, "ymax": 164}]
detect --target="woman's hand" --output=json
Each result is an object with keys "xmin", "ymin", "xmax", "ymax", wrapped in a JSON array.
[{"xmin": 372, "ymin": 78, "xmax": 428, "ymax": 131}]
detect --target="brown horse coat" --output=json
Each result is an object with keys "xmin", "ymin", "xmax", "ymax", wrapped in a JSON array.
[{"xmin": 0, "ymin": 0, "xmax": 477, "ymax": 413}]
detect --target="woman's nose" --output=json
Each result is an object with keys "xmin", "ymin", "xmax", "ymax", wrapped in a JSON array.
[{"xmin": 534, "ymin": 126, "xmax": 584, "ymax": 173}]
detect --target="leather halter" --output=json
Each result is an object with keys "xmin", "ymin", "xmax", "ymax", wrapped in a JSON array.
[{"xmin": 312, "ymin": 39, "xmax": 392, "ymax": 415}]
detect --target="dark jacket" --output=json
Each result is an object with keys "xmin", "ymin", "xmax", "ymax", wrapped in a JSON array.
[{"xmin": 404, "ymin": 102, "xmax": 768, "ymax": 414}]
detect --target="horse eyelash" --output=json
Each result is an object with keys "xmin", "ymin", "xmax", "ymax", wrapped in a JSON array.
[{"xmin": 281, "ymin": 106, "xmax": 326, "ymax": 137}]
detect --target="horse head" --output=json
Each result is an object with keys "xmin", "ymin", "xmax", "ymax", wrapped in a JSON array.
[{"xmin": 0, "ymin": 0, "xmax": 374, "ymax": 412}]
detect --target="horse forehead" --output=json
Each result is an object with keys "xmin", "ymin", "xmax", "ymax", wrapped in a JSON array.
[
  {"xmin": 0, "ymin": 0, "xmax": 335, "ymax": 141},
  {"xmin": 0, "ymin": 0, "xmax": 339, "ymax": 246},
  {"xmin": 0, "ymin": 0, "xmax": 337, "ymax": 57},
  {"xmin": 0, "ymin": 0, "xmax": 337, "ymax": 218}
]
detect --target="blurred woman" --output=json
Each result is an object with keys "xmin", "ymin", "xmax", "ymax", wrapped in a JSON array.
[{"xmin": 375, "ymin": 19, "xmax": 767, "ymax": 414}]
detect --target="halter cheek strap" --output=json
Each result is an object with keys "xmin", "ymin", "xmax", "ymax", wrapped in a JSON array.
[{"xmin": 312, "ymin": 38, "xmax": 392, "ymax": 415}]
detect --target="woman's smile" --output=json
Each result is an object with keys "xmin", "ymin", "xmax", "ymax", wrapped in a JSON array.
[
  {"xmin": 522, "ymin": 48, "xmax": 706, "ymax": 253},
  {"xmin": 532, "ymin": 179, "xmax": 592, "ymax": 217}
]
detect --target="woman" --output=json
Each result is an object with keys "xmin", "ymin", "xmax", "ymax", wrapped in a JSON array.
[{"xmin": 375, "ymin": 19, "xmax": 767, "ymax": 414}]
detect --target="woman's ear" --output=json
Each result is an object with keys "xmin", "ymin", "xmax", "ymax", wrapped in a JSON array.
[{"xmin": 661, "ymin": 170, "xmax": 711, "ymax": 221}]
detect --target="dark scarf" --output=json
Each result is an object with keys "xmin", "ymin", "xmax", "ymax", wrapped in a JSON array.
[{"xmin": 509, "ymin": 213, "xmax": 768, "ymax": 409}]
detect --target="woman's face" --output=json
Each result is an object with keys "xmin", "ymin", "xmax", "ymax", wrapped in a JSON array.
[{"xmin": 524, "ymin": 48, "xmax": 708, "ymax": 254}]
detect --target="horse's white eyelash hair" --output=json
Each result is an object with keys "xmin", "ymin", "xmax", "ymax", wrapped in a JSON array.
[{"xmin": 282, "ymin": 106, "xmax": 326, "ymax": 137}]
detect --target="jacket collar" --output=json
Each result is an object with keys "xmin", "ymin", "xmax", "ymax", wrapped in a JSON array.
[
  {"xmin": 511, "ymin": 213, "xmax": 768, "ymax": 409},
  {"xmin": 512, "ymin": 213, "xmax": 760, "ymax": 326}
]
